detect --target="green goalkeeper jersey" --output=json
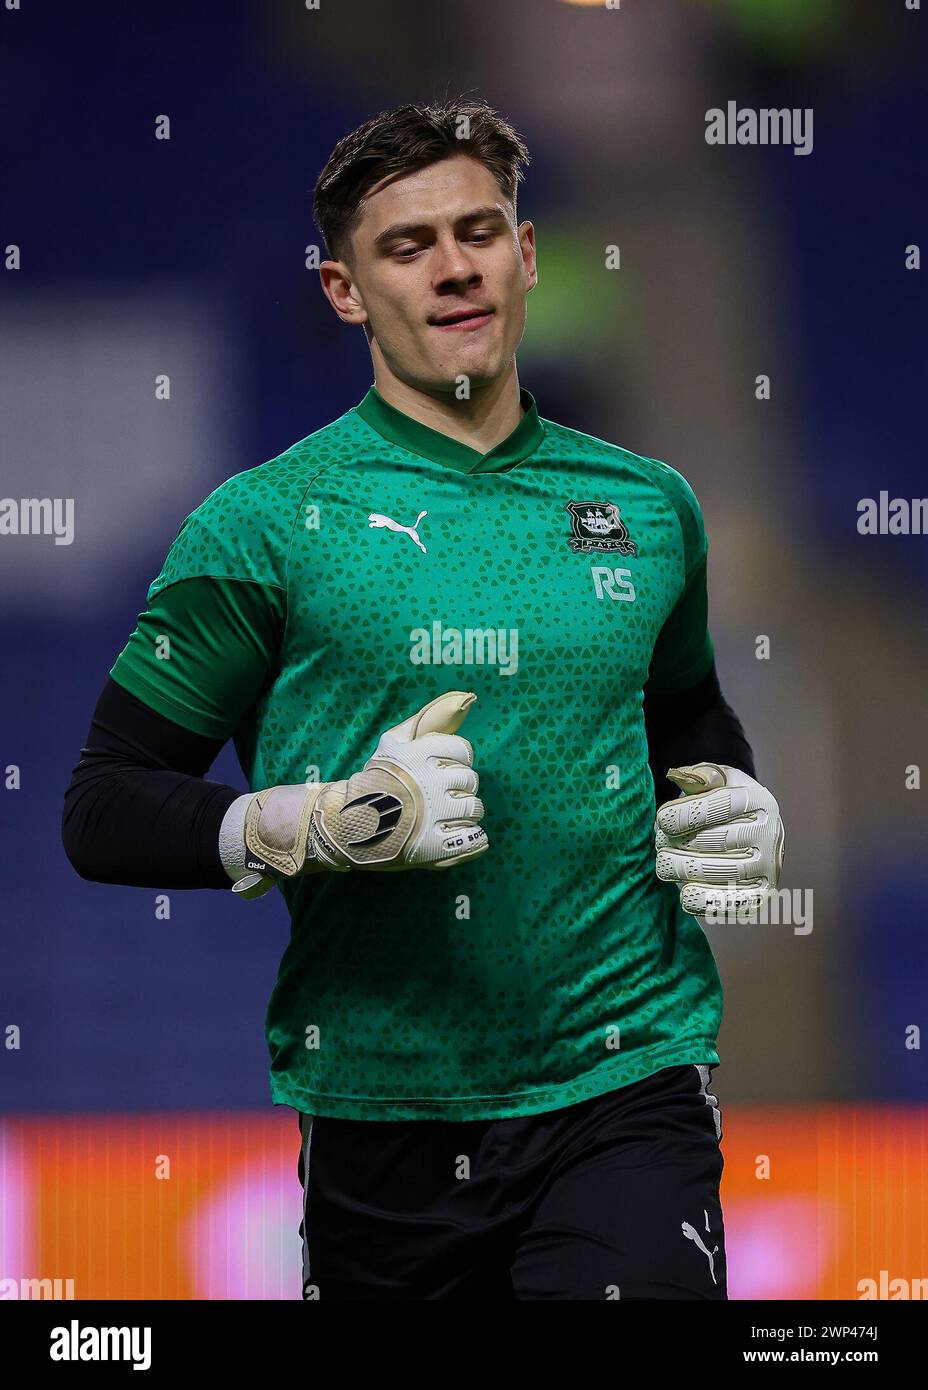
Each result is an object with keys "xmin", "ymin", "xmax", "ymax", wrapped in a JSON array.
[{"xmin": 111, "ymin": 386, "xmax": 722, "ymax": 1120}]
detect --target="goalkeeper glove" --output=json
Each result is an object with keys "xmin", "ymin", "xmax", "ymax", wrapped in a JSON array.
[
  {"xmin": 654, "ymin": 762, "xmax": 784, "ymax": 916},
  {"xmin": 220, "ymin": 690, "xmax": 487, "ymax": 898}
]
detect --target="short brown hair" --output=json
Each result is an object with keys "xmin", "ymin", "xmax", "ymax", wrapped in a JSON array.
[{"xmin": 313, "ymin": 97, "xmax": 530, "ymax": 263}]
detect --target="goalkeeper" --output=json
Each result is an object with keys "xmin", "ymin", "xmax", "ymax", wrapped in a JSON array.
[{"xmin": 63, "ymin": 98, "xmax": 783, "ymax": 1301}]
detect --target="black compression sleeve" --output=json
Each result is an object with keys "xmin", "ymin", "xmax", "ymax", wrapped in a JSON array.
[
  {"xmin": 62, "ymin": 677, "xmax": 241, "ymax": 889},
  {"xmin": 643, "ymin": 663, "xmax": 757, "ymax": 810}
]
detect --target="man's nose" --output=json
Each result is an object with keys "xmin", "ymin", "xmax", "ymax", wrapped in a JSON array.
[{"xmin": 432, "ymin": 239, "xmax": 480, "ymax": 287}]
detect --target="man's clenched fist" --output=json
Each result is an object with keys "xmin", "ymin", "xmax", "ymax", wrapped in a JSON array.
[{"xmin": 654, "ymin": 762, "xmax": 784, "ymax": 916}]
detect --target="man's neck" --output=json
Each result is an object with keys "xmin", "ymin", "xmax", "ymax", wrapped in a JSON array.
[{"xmin": 371, "ymin": 368, "xmax": 524, "ymax": 456}]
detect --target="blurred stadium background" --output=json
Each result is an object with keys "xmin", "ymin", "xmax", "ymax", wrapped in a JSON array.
[{"xmin": 1, "ymin": 0, "xmax": 926, "ymax": 1299}]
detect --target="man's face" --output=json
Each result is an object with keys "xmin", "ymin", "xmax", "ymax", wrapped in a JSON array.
[{"xmin": 328, "ymin": 154, "xmax": 537, "ymax": 394}]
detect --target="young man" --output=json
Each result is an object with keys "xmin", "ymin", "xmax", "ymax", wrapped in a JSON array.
[{"xmin": 63, "ymin": 99, "xmax": 784, "ymax": 1301}]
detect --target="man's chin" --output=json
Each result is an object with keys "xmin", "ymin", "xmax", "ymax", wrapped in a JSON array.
[{"xmin": 426, "ymin": 357, "xmax": 503, "ymax": 393}]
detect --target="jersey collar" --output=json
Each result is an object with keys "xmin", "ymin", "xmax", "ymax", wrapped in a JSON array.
[{"xmin": 354, "ymin": 385, "xmax": 544, "ymax": 474}]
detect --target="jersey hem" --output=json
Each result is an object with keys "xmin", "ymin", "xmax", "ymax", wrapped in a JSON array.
[
  {"xmin": 268, "ymin": 1039, "xmax": 721, "ymax": 1122},
  {"xmin": 109, "ymin": 664, "xmax": 235, "ymax": 741}
]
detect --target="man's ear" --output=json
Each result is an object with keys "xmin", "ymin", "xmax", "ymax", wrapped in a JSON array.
[
  {"xmin": 319, "ymin": 261, "xmax": 368, "ymax": 327},
  {"xmin": 519, "ymin": 220, "xmax": 538, "ymax": 292}
]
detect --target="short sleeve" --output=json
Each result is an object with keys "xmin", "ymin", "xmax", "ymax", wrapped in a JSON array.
[
  {"xmin": 110, "ymin": 575, "xmax": 285, "ymax": 739},
  {"xmin": 109, "ymin": 470, "xmax": 297, "ymax": 738}
]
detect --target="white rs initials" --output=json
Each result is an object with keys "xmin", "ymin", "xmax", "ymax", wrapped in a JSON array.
[{"xmin": 591, "ymin": 565, "xmax": 636, "ymax": 602}]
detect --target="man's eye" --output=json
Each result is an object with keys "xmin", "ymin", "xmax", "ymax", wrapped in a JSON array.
[{"xmin": 393, "ymin": 246, "xmax": 420, "ymax": 259}]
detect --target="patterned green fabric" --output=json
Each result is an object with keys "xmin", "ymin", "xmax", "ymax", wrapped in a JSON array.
[{"xmin": 111, "ymin": 386, "xmax": 721, "ymax": 1120}]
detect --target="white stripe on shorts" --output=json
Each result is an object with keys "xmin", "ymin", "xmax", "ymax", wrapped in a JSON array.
[{"xmin": 694, "ymin": 1064, "xmax": 722, "ymax": 1141}]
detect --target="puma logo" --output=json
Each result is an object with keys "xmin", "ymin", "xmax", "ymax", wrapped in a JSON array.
[
  {"xmin": 681, "ymin": 1210, "xmax": 719, "ymax": 1286},
  {"xmin": 368, "ymin": 510, "xmax": 428, "ymax": 554}
]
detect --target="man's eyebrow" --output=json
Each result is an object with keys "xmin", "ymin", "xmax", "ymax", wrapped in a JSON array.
[{"xmin": 372, "ymin": 206, "xmax": 508, "ymax": 250}]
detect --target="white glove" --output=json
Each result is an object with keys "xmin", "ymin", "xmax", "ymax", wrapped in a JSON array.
[
  {"xmin": 221, "ymin": 691, "xmax": 488, "ymax": 899},
  {"xmin": 654, "ymin": 762, "xmax": 784, "ymax": 916}
]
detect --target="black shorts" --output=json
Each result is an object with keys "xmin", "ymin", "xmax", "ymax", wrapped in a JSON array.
[{"xmin": 296, "ymin": 1063, "xmax": 725, "ymax": 1301}]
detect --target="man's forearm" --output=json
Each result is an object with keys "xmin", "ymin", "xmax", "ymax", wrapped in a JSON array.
[
  {"xmin": 62, "ymin": 678, "xmax": 239, "ymax": 889},
  {"xmin": 643, "ymin": 664, "xmax": 756, "ymax": 808}
]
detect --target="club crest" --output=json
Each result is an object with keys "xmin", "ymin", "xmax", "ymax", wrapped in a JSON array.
[{"xmin": 565, "ymin": 500, "xmax": 638, "ymax": 555}]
